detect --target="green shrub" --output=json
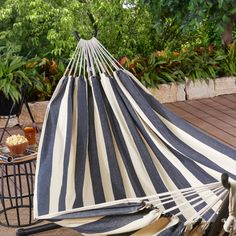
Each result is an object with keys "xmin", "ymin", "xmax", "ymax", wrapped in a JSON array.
[{"xmin": 123, "ymin": 43, "xmax": 236, "ymax": 87}]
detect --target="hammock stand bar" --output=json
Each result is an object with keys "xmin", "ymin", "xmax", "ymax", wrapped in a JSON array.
[
  {"xmin": 73, "ymin": 23, "xmax": 98, "ymax": 42},
  {"xmin": 207, "ymin": 173, "xmax": 230, "ymax": 236},
  {"xmin": 74, "ymin": 31, "xmax": 81, "ymax": 42},
  {"xmin": 207, "ymin": 195, "xmax": 229, "ymax": 236},
  {"xmin": 16, "ymin": 223, "xmax": 61, "ymax": 236}
]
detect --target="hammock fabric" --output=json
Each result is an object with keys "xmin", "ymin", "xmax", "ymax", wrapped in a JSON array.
[{"xmin": 34, "ymin": 37, "xmax": 236, "ymax": 235}]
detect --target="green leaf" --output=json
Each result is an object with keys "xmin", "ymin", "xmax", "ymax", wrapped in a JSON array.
[
  {"xmin": 9, "ymin": 59, "xmax": 25, "ymax": 72},
  {"xmin": 218, "ymin": 0, "xmax": 224, "ymax": 8},
  {"xmin": 229, "ymin": 8, "xmax": 236, "ymax": 14},
  {"xmin": 136, "ymin": 63, "xmax": 144, "ymax": 70},
  {"xmin": 154, "ymin": 60, "xmax": 167, "ymax": 66},
  {"xmin": 161, "ymin": 71, "xmax": 175, "ymax": 82},
  {"xmin": 14, "ymin": 70, "xmax": 27, "ymax": 79},
  {"xmin": 0, "ymin": 64, "xmax": 3, "ymax": 78},
  {"xmin": 222, "ymin": 15, "xmax": 230, "ymax": 23}
]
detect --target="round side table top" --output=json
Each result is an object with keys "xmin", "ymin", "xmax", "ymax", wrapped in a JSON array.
[{"xmin": 0, "ymin": 145, "xmax": 37, "ymax": 164}]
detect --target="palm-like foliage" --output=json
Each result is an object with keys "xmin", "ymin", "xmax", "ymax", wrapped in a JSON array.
[{"xmin": 0, "ymin": 51, "xmax": 31, "ymax": 103}]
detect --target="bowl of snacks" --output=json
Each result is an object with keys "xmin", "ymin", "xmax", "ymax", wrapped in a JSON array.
[{"xmin": 6, "ymin": 134, "xmax": 29, "ymax": 156}]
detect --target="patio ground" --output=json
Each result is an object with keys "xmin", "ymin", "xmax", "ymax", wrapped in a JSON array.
[
  {"xmin": 0, "ymin": 93, "xmax": 235, "ymax": 235},
  {"xmin": 166, "ymin": 93, "xmax": 236, "ymax": 148}
]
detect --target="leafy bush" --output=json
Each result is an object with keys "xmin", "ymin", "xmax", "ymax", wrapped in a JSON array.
[
  {"xmin": 25, "ymin": 57, "xmax": 65, "ymax": 101},
  {"xmin": 0, "ymin": 46, "xmax": 38, "ymax": 103},
  {"xmin": 123, "ymin": 43, "xmax": 236, "ymax": 87},
  {"xmin": 216, "ymin": 43, "xmax": 236, "ymax": 76},
  {"xmin": 0, "ymin": 57, "xmax": 27, "ymax": 103},
  {"xmin": 0, "ymin": 44, "xmax": 64, "ymax": 103}
]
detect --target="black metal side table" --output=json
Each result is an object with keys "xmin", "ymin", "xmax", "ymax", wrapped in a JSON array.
[{"xmin": 0, "ymin": 148, "xmax": 38, "ymax": 227}]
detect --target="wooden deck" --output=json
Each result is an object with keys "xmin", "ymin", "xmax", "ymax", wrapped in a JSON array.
[{"xmin": 166, "ymin": 93, "xmax": 236, "ymax": 149}]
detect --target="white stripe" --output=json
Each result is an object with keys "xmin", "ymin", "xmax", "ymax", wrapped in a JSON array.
[
  {"xmin": 91, "ymin": 77, "xmax": 115, "ymax": 202},
  {"xmin": 194, "ymin": 162, "xmax": 222, "ymax": 182},
  {"xmin": 141, "ymin": 135, "xmax": 197, "ymax": 218},
  {"xmin": 36, "ymin": 184, "xmax": 219, "ymax": 219},
  {"xmin": 65, "ymin": 77, "xmax": 78, "ymax": 209},
  {"xmin": 141, "ymin": 123, "xmax": 202, "ymax": 185},
  {"xmin": 110, "ymin": 126, "xmax": 136, "ymax": 198},
  {"xmin": 102, "ymin": 209, "xmax": 161, "ymax": 235},
  {"xmin": 142, "ymin": 123, "xmax": 221, "ymax": 217},
  {"xmin": 113, "ymin": 71, "xmax": 179, "ymax": 154},
  {"xmin": 101, "ymin": 73, "xmax": 157, "ymax": 196},
  {"xmin": 34, "ymin": 77, "xmax": 67, "ymax": 217},
  {"xmin": 157, "ymin": 114, "xmax": 236, "ymax": 175},
  {"xmin": 55, "ymin": 211, "xmax": 161, "ymax": 235},
  {"xmin": 49, "ymin": 78, "xmax": 71, "ymax": 213},
  {"xmin": 83, "ymin": 154, "xmax": 95, "ymax": 206}
]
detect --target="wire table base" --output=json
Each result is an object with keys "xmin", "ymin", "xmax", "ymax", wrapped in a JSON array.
[{"xmin": 0, "ymin": 150, "xmax": 38, "ymax": 227}]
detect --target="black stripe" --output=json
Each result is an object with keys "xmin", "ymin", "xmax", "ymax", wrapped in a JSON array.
[
  {"xmin": 127, "ymin": 70, "xmax": 236, "ymax": 157},
  {"xmin": 74, "ymin": 208, "xmax": 155, "ymax": 234},
  {"xmin": 73, "ymin": 77, "xmax": 90, "ymax": 208},
  {"xmin": 49, "ymin": 202, "xmax": 145, "ymax": 220},
  {"xmin": 87, "ymin": 77, "xmax": 105, "ymax": 204},
  {"xmin": 91, "ymin": 77, "xmax": 126, "ymax": 199},
  {"xmin": 116, "ymin": 70, "xmax": 236, "ymax": 180},
  {"xmin": 37, "ymin": 77, "xmax": 68, "ymax": 216},
  {"xmin": 111, "ymin": 76, "xmax": 190, "ymax": 190},
  {"xmin": 167, "ymin": 144, "xmax": 217, "ymax": 184},
  {"xmin": 201, "ymin": 187, "xmax": 225, "ymax": 221},
  {"xmin": 103, "ymin": 77, "xmax": 146, "ymax": 197},
  {"xmin": 159, "ymin": 195, "xmax": 178, "ymax": 217},
  {"xmin": 107, "ymin": 79, "xmax": 171, "ymax": 193},
  {"xmin": 116, "ymin": 71, "xmax": 222, "ymax": 221},
  {"xmin": 103, "ymin": 99, "xmax": 146, "ymax": 197}
]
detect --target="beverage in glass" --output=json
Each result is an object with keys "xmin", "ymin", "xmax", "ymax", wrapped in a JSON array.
[{"xmin": 23, "ymin": 126, "xmax": 36, "ymax": 145}]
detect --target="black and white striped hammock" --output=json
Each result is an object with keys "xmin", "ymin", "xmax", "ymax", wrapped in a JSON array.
[{"xmin": 34, "ymin": 37, "xmax": 236, "ymax": 235}]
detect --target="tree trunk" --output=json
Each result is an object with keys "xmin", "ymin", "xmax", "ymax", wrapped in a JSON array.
[{"xmin": 222, "ymin": 14, "xmax": 236, "ymax": 48}]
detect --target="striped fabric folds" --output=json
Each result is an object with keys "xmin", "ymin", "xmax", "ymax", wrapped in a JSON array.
[{"xmin": 34, "ymin": 37, "xmax": 236, "ymax": 235}]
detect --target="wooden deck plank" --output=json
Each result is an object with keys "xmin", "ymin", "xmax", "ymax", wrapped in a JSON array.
[
  {"xmin": 222, "ymin": 94, "xmax": 236, "ymax": 102},
  {"xmin": 172, "ymin": 102, "xmax": 212, "ymax": 119},
  {"xmin": 166, "ymin": 94, "xmax": 236, "ymax": 149},
  {"xmin": 184, "ymin": 100, "xmax": 236, "ymax": 127},
  {"xmin": 198, "ymin": 99, "xmax": 230, "ymax": 111},
  {"xmin": 211, "ymin": 96, "xmax": 236, "ymax": 109}
]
